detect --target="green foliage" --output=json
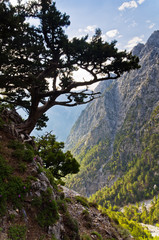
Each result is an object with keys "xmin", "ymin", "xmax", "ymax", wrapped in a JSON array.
[
  {"xmin": 8, "ymin": 140, "xmax": 25, "ymax": 150},
  {"xmin": 99, "ymin": 205, "xmax": 152, "ymax": 240},
  {"xmin": 63, "ymin": 211, "xmax": 79, "ymax": 235},
  {"xmin": 75, "ymin": 196, "xmax": 89, "ymax": 208},
  {"xmin": 65, "ymin": 197, "xmax": 72, "ymax": 203},
  {"xmin": 81, "ymin": 234, "xmax": 91, "ymax": 240},
  {"xmin": 91, "ymin": 231, "xmax": 103, "ymax": 240},
  {"xmin": 9, "ymin": 140, "xmax": 34, "ymax": 163},
  {"xmin": 90, "ymin": 105, "xmax": 159, "ymax": 207},
  {"xmin": 66, "ymin": 138, "xmax": 111, "ymax": 193},
  {"xmin": 82, "ymin": 209, "xmax": 91, "ymax": 222},
  {"xmin": 32, "ymin": 189, "xmax": 59, "ymax": 228},
  {"xmin": 22, "ymin": 149, "xmax": 34, "ymax": 163},
  {"xmin": 18, "ymin": 162, "xmax": 27, "ymax": 173},
  {"xmin": 8, "ymin": 225, "xmax": 27, "ymax": 240},
  {"xmin": 36, "ymin": 132, "xmax": 80, "ymax": 180},
  {"xmin": 121, "ymin": 196, "xmax": 159, "ymax": 226},
  {"xmin": 57, "ymin": 199, "xmax": 68, "ymax": 213},
  {"xmin": 89, "ymin": 201, "xmax": 98, "ymax": 209},
  {"xmin": 6, "ymin": 176, "xmax": 29, "ymax": 209},
  {"xmin": 51, "ymin": 235, "xmax": 58, "ymax": 240},
  {"xmin": 0, "ymin": 154, "xmax": 30, "ymax": 215}
]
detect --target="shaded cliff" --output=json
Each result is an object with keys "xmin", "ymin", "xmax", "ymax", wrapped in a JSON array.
[{"xmin": 65, "ymin": 30, "xmax": 159, "ymax": 197}]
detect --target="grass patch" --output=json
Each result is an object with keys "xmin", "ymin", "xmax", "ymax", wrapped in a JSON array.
[
  {"xmin": 75, "ymin": 196, "xmax": 89, "ymax": 208},
  {"xmin": 91, "ymin": 231, "xmax": 103, "ymax": 240},
  {"xmin": 8, "ymin": 225, "xmax": 27, "ymax": 240},
  {"xmin": 9, "ymin": 140, "xmax": 34, "ymax": 163},
  {"xmin": 81, "ymin": 234, "xmax": 91, "ymax": 240}
]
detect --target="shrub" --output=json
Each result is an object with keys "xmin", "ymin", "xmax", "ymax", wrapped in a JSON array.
[
  {"xmin": 65, "ymin": 197, "xmax": 72, "ymax": 203},
  {"xmin": 57, "ymin": 199, "xmax": 68, "ymax": 213},
  {"xmin": 37, "ymin": 199, "xmax": 59, "ymax": 228},
  {"xmin": 36, "ymin": 133, "xmax": 80, "ymax": 180},
  {"xmin": 0, "ymin": 154, "xmax": 30, "ymax": 214},
  {"xmin": 91, "ymin": 231, "xmax": 103, "ymax": 240},
  {"xmin": 32, "ymin": 189, "xmax": 59, "ymax": 228},
  {"xmin": 82, "ymin": 210, "xmax": 91, "ymax": 222},
  {"xmin": 51, "ymin": 234, "xmax": 58, "ymax": 240},
  {"xmin": 8, "ymin": 225, "xmax": 27, "ymax": 240},
  {"xmin": 9, "ymin": 140, "xmax": 34, "ymax": 163},
  {"xmin": 81, "ymin": 234, "xmax": 91, "ymax": 240},
  {"xmin": 8, "ymin": 140, "xmax": 24, "ymax": 151},
  {"xmin": 75, "ymin": 196, "xmax": 89, "ymax": 208},
  {"xmin": 12, "ymin": 148, "xmax": 34, "ymax": 162},
  {"xmin": 22, "ymin": 149, "xmax": 34, "ymax": 162},
  {"xmin": 18, "ymin": 162, "xmax": 27, "ymax": 173},
  {"xmin": 63, "ymin": 211, "xmax": 79, "ymax": 233},
  {"xmin": 89, "ymin": 201, "xmax": 98, "ymax": 209},
  {"xmin": 6, "ymin": 176, "xmax": 29, "ymax": 209}
]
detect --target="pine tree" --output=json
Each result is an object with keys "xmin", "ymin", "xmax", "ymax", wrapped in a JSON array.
[{"xmin": 0, "ymin": 0, "xmax": 140, "ymax": 136}]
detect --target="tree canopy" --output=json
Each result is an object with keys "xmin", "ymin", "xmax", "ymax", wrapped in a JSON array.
[
  {"xmin": 36, "ymin": 132, "xmax": 80, "ymax": 181},
  {"xmin": 0, "ymin": 0, "xmax": 140, "ymax": 135}
]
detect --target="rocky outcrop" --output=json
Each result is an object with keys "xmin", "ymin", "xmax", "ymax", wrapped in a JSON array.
[{"xmin": 65, "ymin": 30, "xmax": 159, "ymax": 196}]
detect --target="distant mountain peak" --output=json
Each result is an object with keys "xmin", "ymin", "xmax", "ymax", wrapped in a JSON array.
[
  {"xmin": 146, "ymin": 30, "xmax": 159, "ymax": 48},
  {"xmin": 132, "ymin": 43, "xmax": 145, "ymax": 57}
]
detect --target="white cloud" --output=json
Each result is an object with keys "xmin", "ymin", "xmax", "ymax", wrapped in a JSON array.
[
  {"xmin": 101, "ymin": 29, "xmax": 120, "ymax": 41},
  {"xmin": 118, "ymin": 1, "xmax": 138, "ymax": 11},
  {"xmin": 125, "ymin": 36, "xmax": 144, "ymax": 50},
  {"xmin": 106, "ymin": 29, "xmax": 119, "ymax": 38},
  {"xmin": 149, "ymin": 23, "xmax": 155, "ymax": 29},
  {"xmin": 137, "ymin": 0, "xmax": 145, "ymax": 4},
  {"xmin": 78, "ymin": 25, "xmax": 97, "ymax": 34}
]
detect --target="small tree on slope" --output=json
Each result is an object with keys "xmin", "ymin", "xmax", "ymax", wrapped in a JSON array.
[{"xmin": 0, "ymin": 0, "xmax": 140, "ymax": 136}]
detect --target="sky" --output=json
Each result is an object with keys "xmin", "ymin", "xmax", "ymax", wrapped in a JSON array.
[
  {"xmin": 10, "ymin": 0, "xmax": 159, "ymax": 51},
  {"xmin": 53, "ymin": 0, "xmax": 159, "ymax": 51}
]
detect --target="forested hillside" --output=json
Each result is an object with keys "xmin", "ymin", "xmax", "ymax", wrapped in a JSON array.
[
  {"xmin": 65, "ymin": 30, "xmax": 159, "ymax": 201},
  {"xmin": 90, "ymin": 104, "xmax": 159, "ymax": 207}
]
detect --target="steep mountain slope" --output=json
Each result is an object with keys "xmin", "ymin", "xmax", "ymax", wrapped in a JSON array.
[
  {"xmin": 90, "ymin": 104, "xmax": 159, "ymax": 206},
  {"xmin": 65, "ymin": 30, "xmax": 159, "ymax": 198},
  {"xmin": 0, "ymin": 114, "xmax": 133, "ymax": 240}
]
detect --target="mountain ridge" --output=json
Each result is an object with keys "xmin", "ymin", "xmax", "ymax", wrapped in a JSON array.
[{"xmin": 65, "ymin": 30, "xmax": 159, "ymax": 198}]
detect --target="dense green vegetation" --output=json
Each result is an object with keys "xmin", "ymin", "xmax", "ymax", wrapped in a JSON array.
[
  {"xmin": 36, "ymin": 132, "xmax": 80, "ymax": 184},
  {"xmin": 122, "ymin": 195, "xmax": 159, "ymax": 225},
  {"xmin": 89, "ymin": 105, "xmax": 159, "ymax": 207},
  {"xmin": 95, "ymin": 194, "xmax": 159, "ymax": 239},
  {"xmin": 8, "ymin": 225, "xmax": 27, "ymax": 240},
  {"xmin": 0, "ymin": 154, "xmax": 31, "ymax": 216},
  {"xmin": 98, "ymin": 205, "xmax": 154, "ymax": 240},
  {"xmin": 32, "ymin": 188, "xmax": 59, "ymax": 228},
  {"xmin": 66, "ymin": 138, "xmax": 111, "ymax": 192}
]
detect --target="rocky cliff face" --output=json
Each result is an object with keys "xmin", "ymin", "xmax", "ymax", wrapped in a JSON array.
[{"xmin": 65, "ymin": 30, "xmax": 159, "ymax": 197}]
